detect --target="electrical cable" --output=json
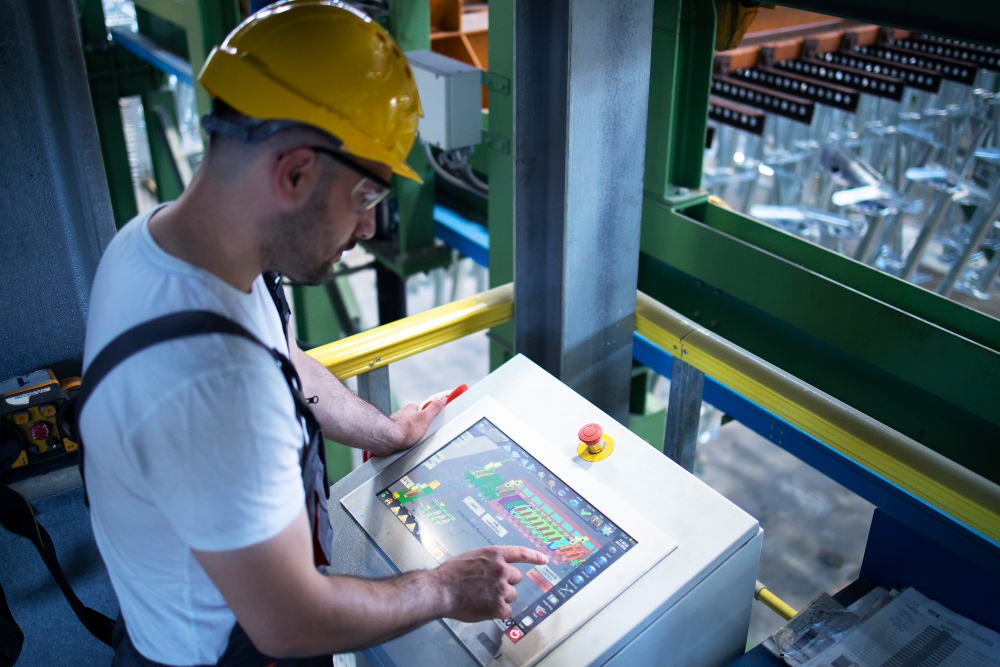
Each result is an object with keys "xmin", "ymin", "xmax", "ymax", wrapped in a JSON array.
[
  {"xmin": 424, "ymin": 144, "xmax": 488, "ymax": 198},
  {"xmin": 463, "ymin": 163, "xmax": 489, "ymax": 193}
]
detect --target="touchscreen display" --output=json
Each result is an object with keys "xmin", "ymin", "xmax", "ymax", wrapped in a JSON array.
[{"xmin": 378, "ymin": 417, "xmax": 637, "ymax": 643}]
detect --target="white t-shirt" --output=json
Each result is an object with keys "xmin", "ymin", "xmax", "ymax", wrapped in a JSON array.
[{"xmin": 80, "ymin": 206, "xmax": 306, "ymax": 665}]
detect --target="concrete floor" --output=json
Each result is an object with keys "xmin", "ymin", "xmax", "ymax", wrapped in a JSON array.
[{"xmin": 696, "ymin": 422, "xmax": 874, "ymax": 645}]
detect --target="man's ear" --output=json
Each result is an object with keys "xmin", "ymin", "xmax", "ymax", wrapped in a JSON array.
[{"xmin": 273, "ymin": 147, "xmax": 321, "ymax": 209}]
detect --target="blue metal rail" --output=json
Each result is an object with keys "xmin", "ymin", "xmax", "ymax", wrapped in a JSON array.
[
  {"xmin": 432, "ymin": 204, "xmax": 1000, "ymax": 575},
  {"xmin": 109, "ymin": 26, "xmax": 195, "ymax": 86}
]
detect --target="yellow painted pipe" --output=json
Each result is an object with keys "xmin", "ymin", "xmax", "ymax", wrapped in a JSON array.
[
  {"xmin": 755, "ymin": 581, "xmax": 797, "ymax": 620},
  {"xmin": 307, "ymin": 283, "xmax": 513, "ymax": 379},
  {"xmin": 636, "ymin": 290, "xmax": 1000, "ymax": 544}
]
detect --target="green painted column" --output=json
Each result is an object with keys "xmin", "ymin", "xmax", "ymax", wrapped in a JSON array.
[
  {"xmin": 142, "ymin": 88, "xmax": 186, "ymax": 203},
  {"xmin": 644, "ymin": 0, "xmax": 716, "ymax": 199},
  {"xmin": 390, "ymin": 0, "xmax": 437, "ymax": 259},
  {"xmin": 487, "ymin": 0, "xmax": 514, "ymax": 371},
  {"xmin": 78, "ymin": 0, "xmax": 141, "ymax": 227}
]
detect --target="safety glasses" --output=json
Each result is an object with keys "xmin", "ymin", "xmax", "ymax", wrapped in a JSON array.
[{"xmin": 310, "ymin": 146, "xmax": 392, "ymax": 212}]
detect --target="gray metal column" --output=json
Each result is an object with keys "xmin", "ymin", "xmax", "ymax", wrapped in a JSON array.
[
  {"xmin": 512, "ymin": 0, "xmax": 655, "ymax": 424},
  {"xmin": 663, "ymin": 357, "xmax": 705, "ymax": 472},
  {"xmin": 0, "ymin": 0, "xmax": 116, "ymax": 379},
  {"xmin": 357, "ymin": 366, "xmax": 392, "ymax": 416}
]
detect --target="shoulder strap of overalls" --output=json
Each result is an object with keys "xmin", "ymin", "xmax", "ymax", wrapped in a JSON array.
[
  {"xmin": 75, "ymin": 310, "xmax": 274, "ymax": 416},
  {"xmin": 262, "ymin": 270, "xmax": 291, "ymax": 339}
]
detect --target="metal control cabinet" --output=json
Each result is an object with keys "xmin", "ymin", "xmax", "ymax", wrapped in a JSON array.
[
  {"xmin": 331, "ymin": 355, "xmax": 762, "ymax": 666},
  {"xmin": 405, "ymin": 50, "xmax": 483, "ymax": 150}
]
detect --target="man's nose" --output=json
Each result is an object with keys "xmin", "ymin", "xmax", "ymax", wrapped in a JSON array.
[{"xmin": 356, "ymin": 207, "xmax": 376, "ymax": 241}]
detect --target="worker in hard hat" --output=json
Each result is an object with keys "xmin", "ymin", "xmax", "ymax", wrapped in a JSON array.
[{"xmin": 79, "ymin": 2, "xmax": 546, "ymax": 665}]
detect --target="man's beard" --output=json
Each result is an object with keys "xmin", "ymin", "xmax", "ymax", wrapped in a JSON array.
[{"xmin": 266, "ymin": 187, "xmax": 339, "ymax": 285}]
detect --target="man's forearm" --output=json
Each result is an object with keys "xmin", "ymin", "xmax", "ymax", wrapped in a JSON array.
[
  {"xmin": 293, "ymin": 345, "xmax": 402, "ymax": 453},
  {"xmin": 279, "ymin": 569, "xmax": 447, "ymax": 656}
]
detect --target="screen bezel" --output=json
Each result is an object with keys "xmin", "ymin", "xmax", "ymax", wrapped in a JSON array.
[{"xmin": 341, "ymin": 396, "xmax": 677, "ymax": 667}]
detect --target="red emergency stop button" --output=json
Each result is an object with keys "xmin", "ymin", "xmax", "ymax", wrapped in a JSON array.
[
  {"xmin": 578, "ymin": 423, "xmax": 603, "ymax": 445},
  {"xmin": 29, "ymin": 421, "xmax": 50, "ymax": 441}
]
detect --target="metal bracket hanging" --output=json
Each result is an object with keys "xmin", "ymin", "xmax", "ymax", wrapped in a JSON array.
[
  {"xmin": 481, "ymin": 130, "xmax": 510, "ymax": 154},
  {"xmin": 482, "ymin": 70, "xmax": 510, "ymax": 95}
]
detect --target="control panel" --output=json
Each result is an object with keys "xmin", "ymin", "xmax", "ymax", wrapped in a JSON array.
[{"xmin": 338, "ymin": 355, "xmax": 761, "ymax": 667}]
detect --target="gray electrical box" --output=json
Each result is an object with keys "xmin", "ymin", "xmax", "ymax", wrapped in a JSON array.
[{"xmin": 405, "ymin": 50, "xmax": 483, "ymax": 150}]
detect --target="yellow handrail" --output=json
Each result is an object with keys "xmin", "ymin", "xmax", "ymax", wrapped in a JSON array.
[
  {"xmin": 307, "ymin": 283, "xmax": 1000, "ymax": 543},
  {"xmin": 308, "ymin": 283, "xmax": 513, "ymax": 379},
  {"xmin": 636, "ymin": 290, "xmax": 1000, "ymax": 544}
]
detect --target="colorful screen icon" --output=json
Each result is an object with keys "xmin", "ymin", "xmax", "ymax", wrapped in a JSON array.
[{"xmin": 507, "ymin": 626, "xmax": 523, "ymax": 642}]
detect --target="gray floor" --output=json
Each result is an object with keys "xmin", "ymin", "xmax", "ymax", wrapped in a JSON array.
[
  {"xmin": 0, "ymin": 486, "xmax": 117, "ymax": 666},
  {"xmin": 696, "ymin": 422, "xmax": 873, "ymax": 645}
]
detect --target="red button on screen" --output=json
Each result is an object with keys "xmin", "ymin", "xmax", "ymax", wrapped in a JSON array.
[{"xmin": 507, "ymin": 626, "xmax": 523, "ymax": 642}]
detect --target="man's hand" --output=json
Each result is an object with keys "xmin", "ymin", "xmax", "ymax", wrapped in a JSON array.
[
  {"xmin": 291, "ymin": 332, "xmax": 451, "ymax": 455},
  {"xmin": 370, "ymin": 396, "xmax": 447, "ymax": 456},
  {"xmin": 431, "ymin": 546, "xmax": 550, "ymax": 622}
]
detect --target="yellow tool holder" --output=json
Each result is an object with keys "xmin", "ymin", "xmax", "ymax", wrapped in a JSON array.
[{"xmin": 308, "ymin": 284, "xmax": 1000, "ymax": 544}]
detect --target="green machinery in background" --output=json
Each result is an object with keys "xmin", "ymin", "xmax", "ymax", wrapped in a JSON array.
[{"xmin": 77, "ymin": 0, "xmax": 1000, "ymax": 505}]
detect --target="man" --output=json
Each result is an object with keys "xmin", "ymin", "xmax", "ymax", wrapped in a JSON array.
[{"xmin": 79, "ymin": 2, "xmax": 546, "ymax": 665}]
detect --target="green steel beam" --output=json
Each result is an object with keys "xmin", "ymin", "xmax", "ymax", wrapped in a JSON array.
[
  {"xmin": 387, "ymin": 1, "xmax": 439, "ymax": 264},
  {"xmin": 79, "ymin": 0, "xmax": 163, "ymax": 226},
  {"xmin": 638, "ymin": 199, "xmax": 1000, "ymax": 483},
  {"xmin": 772, "ymin": 0, "xmax": 1000, "ymax": 50},
  {"xmin": 389, "ymin": 1, "xmax": 431, "ymax": 52},
  {"xmin": 133, "ymin": 0, "xmax": 241, "ymax": 116},
  {"xmin": 395, "ymin": 143, "xmax": 437, "ymax": 253},
  {"xmin": 133, "ymin": 0, "xmax": 186, "ymax": 27},
  {"xmin": 142, "ymin": 88, "xmax": 186, "ymax": 202},
  {"xmin": 487, "ymin": 0, "xmax": 514, "ymax": 371},
  {"xmin": 182, "ymin": 0, "xmax": 242, "ymax": 117},
  {"xmin": 644, "ymin": 0, "xmax": 716, "ymax": 198},
  {"xmin": 693, "ymin": 202, "xmax": 1000, "ymax": 354},
  {"xmin": 292, "ymin": 283, "xmax": 346, "ymax": 348},
  {"xmin": 136, "ymin": 8, "xmax": 190, "ymax": 59}
]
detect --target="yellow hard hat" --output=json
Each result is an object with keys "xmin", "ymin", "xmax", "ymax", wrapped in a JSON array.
[{"xmin": 198, "ymin": 0, "xmax": 423, "ymax": 182}]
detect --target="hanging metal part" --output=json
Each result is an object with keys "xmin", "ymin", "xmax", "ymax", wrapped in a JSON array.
[
  {"xmin": 512, "ymin": 0, "xmax": 654, "ymax": 425},
  {"xmin": 733, "ymin": 66, "xmax": 859, "ymax": 113},
  {"xmin": 894, "ymin": 36, "xmax": 1000, "ymax": 73},
  {"xmin": 774, "ymin": 57, "xmax": 905, "ymax": 102},
  {"xmin": 816, "ymin": 50, "xmax": 942, "ymax": 93},
  {"xmin": 936, "ymin": 180, "xmax": 1000, "ymax": 297},
  {"xmin": 854, "ymin": 44, "xmax": 978, "ymax": 86},
  {"xmin": 708, "ymin": 96, "xmax": 766, "ymax": 135},
  {"xmin": 908, "ymin": 33, "xmax": 1000, "ymax": 56},
  {"xmin": 711, "ymin": 76, "xmax": 815, "ymax": 124}
]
